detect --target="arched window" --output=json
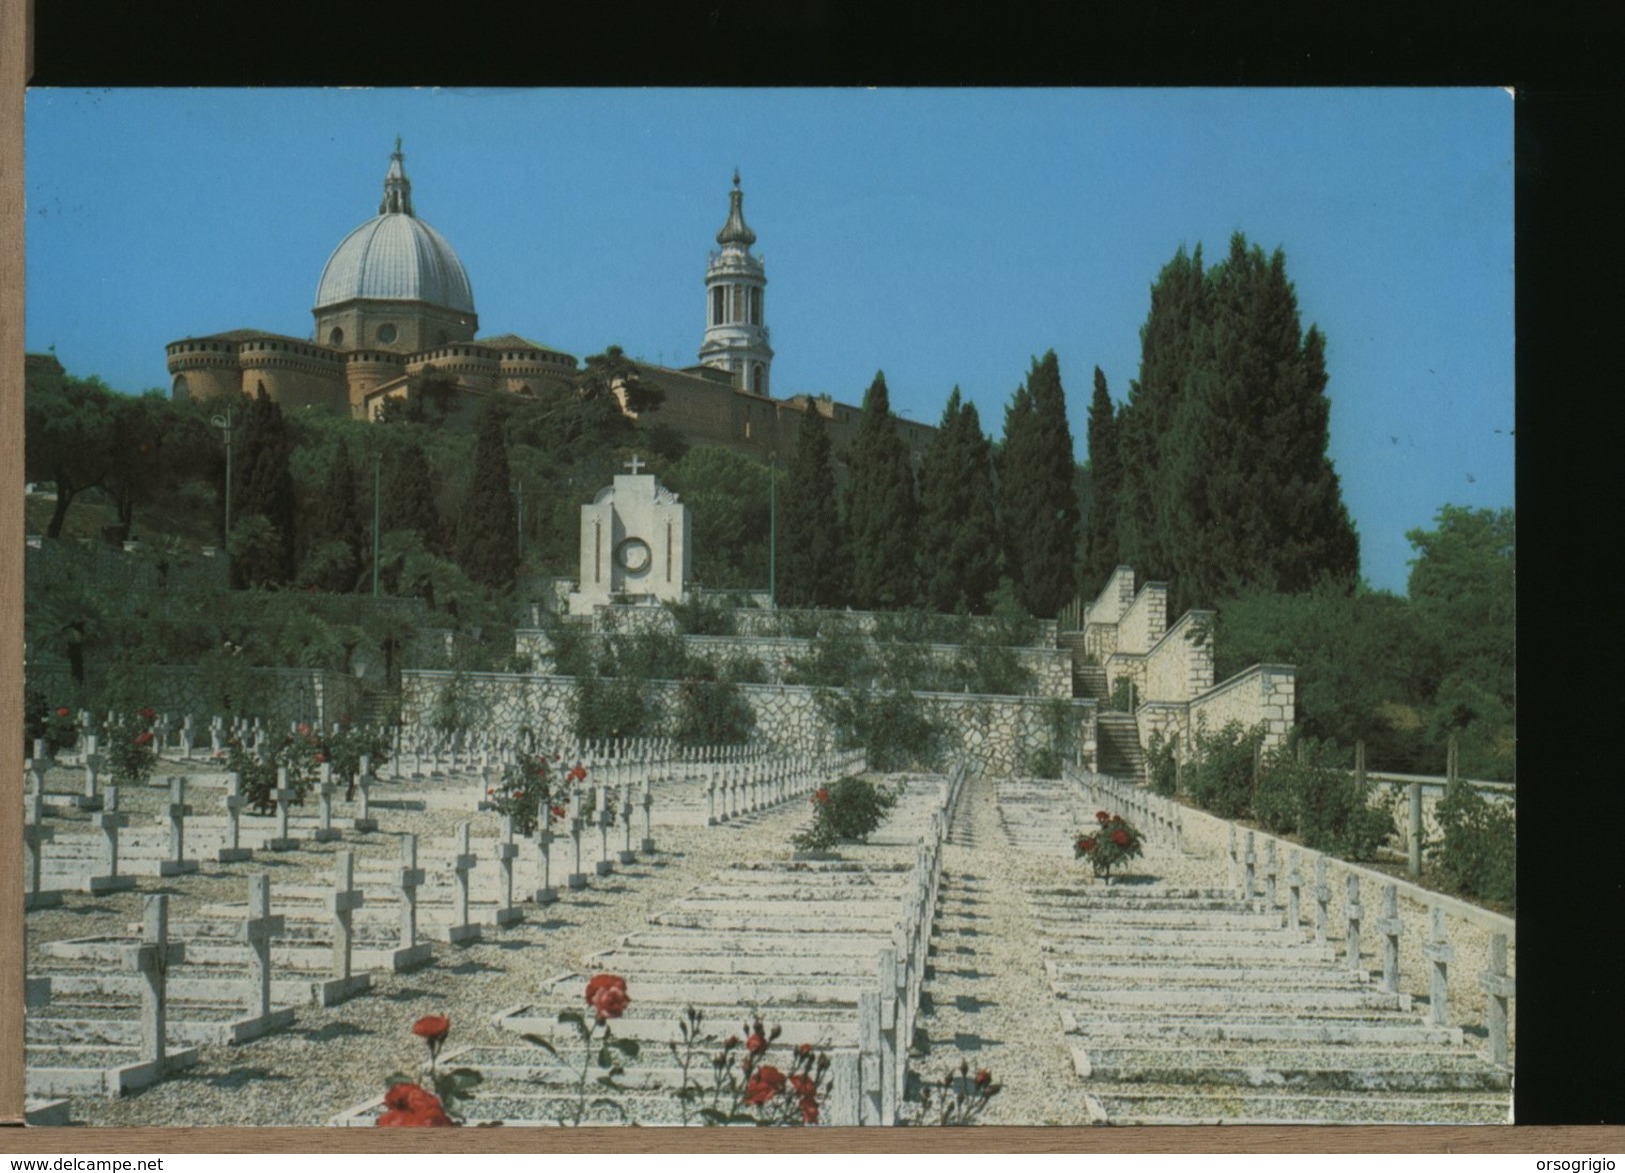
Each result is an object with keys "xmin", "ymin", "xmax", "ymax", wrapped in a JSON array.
[
  {"xmin": 731, "ymin": 285, "xmax": 744, "ymax": 323},
  {"xmin": 172, "ymin": 374, "xmax": 190, "ymax": 400},
  {"xmin": 712, "ymin": 286, "xmax": 725, "ymax": 326},
  {"xmin": 749, "ymin": 287, "xmax": 762, "ymax": 325},
  {"xmin": 330, "ymin": 327, "xmax": 344, "ymax": 346},
  {"xmin": 752, "ymin": 363, "xmax": 765, "ymax": 394}
]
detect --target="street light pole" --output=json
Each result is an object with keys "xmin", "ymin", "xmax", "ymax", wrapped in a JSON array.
[
  {"xmin": 768, "ymin": 451, "xmax": 777, "ymax": 609},
  {"xmin": 372, "ymin": 451, "xmax": 382, "ymax": 598},
  {"xmin": 210, "ymin": 406, "xmax": 234, "ymax": 571}
]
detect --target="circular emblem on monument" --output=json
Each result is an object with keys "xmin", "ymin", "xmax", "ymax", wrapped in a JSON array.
[{"xmin": 615, "ymin": 537, "xmax": 652, "ymax": 574}]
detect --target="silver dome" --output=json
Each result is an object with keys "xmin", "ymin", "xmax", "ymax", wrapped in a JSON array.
[{"xmin": 314, "ymin": 213, "xmax": 475, "ymax": 314}]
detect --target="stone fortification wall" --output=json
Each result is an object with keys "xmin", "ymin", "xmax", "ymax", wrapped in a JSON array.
[
  {"xmin": 400, "ymin": 670, "xmax": 1093, "ymax": 775},
  {"xmin": 1187, "ymin": 663, "xmax": 1296, "ymax": 750},
  {"xmin": 1142, "ymin": 610, "xmax": 1216, "ymax": 704},
  {"xmin": 511, "ymin": 631, "xmax": 1073, "ymax": 700}
]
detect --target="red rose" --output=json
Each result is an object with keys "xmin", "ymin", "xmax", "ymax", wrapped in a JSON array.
[
  {"xmin": 975, "ymin": 1069, "xmax": 992, "ymax": 1088},
  {"xmin": 801, "ymin": 1100, "xmax": 820, "ymax": 1124},
  {"xmin": 1095, "ymin": 811, "xmax": 1111, "ymax": 824},
  {"xmin": 585, "ymin": 973, "xmax": 629, "ymax": 1020},
  {"xmin": 746, "ymin": 1032, "xmax": 767, "ymax": 1055},
  {"xmin": 377, "ymin": 1082, "xmax": 456, "ymax": 1126},
  {"xmin": 487, "ymin": 788, "xmax": 496, "ymax": 797},
  {"xmin": 135, "ymin": 731, "xmax": 153, "ymax": 746},
  {"xmin": 797, "ymin": 1042, "xmax": 812, "ymax": 1057},
  {"xmin": 744, "ymin": 1064, "xmax": 785, "ymax": 1104},
  {"xmin": 568, "ymin": 765, "xmax": 587, "ymax": 783},
  {"xmin": 139, "ymin": 707, "xmax": 157, "ymax": 721},
  {"xmin": 813, "ymin": 788, "xmax": 830, "ymax": 804},
  {"xmin": 385, "ymin": 1082, "xmax": 442, "ymax": 1114},
  {"xmin": 412, "ymin": 1015, "xmax": 451, "ymax": 1046},
  {"xmin": 1111, "ymin": 829, "xmax": 1131, "ymax": 847},
  {"xmin": 55, "ymin": 706, "xmax": 70, "ymax": 718},
  {"xmin": 298, "ymin": 722, "xmax": 311, "ymax": 736},
  {"xmin": 724, "ymin": 1035, "xmax": 740, "ymax": 1049},
  {"xmin": 551, "ymin": 804, "xmax": 567, "ymax": 819},
  {"xmin": 1078, "ymin": 837, "xmax": 1096, "ymax": 852},
  {"xmin": 789, "ymin": 1072, "xmax": 816, "ymax": 1098}
]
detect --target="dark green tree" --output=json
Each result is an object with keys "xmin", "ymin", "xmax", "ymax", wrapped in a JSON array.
[
  {"xmin": 918, "ymin": 388, "xmax": 1001, "ymax": 613},
  {"xmin": 777, "ymin": 405, "xmax": 850, "ymax": 608},
  {"xmin": 664, "ymin": 446, "xmax": 770, "ymax": 590},
  {"xmin": 456, "ymin": 406, "xmax": 521, "ymax": 592},
  {"xmin": 380, "ymin": 439, "xmax": 442, "ymax": 554},
  {"xmin": 843, "ymin": 372, "xmax": 919, "ymax": 610},
  {"xmin": 301, "ymin": 436, "xmax": 364, "ymax": 592},
  {"xmin": 231, "ymin": 386, "xmax": 299, "ymax": 587},
  {"xmin": 1116, "ymin": 244, "xmax": 1206, "ymax": 585},
  {"xmin": 575, "ymin": 344, "xmax": 664, "ymax": 416},
  {"xmin": 24, "ymin": 357, "xmax": 117, "ymax": 539},
  {"xmin": 999, "ymin": 351, "xmax": 1080, "ymax": 617},
  {"xmin": 1081, "ymin": 366, "xmax": 1123, "ymax": 597}
]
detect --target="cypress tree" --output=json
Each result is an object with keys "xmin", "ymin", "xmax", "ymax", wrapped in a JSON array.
[
  {"xmin": 843, "ymin": 372, "xmax": 919, "ymax": 610},
  {"xmin": 457, "ymin": 405, "xmax": 521, "ymax": 592},
  {"xmin": 918, "ymin": 388, "xmax": 1000, "ymax": 614},
  {"xmin": 303, "ymin": 436, "xmax": 364, "ymax": 591},
  {"xmin": 230, "ymin": 385, "xmax": 298, "ymax": 588},
  {"xmin": 1081, "ymin": 366, "xmax": 1123, "ymax": 596},
  {"xmin": 381, "ymin": 439, "xmax": 442, "ymax": 554},
  {"xmin": 777, "ymin": 404, "xmax": 850, "ymax": 608},
  {"xmin": 999, "ymin": 351, "xmax": 1080, "ymax": 617}
]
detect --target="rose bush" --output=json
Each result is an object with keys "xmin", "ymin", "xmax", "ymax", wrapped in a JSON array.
[
  {"xmin": 1074, "ymin": 810, "xmax": 1144, "ymax": 879},
  {"xmin": 105, "ymin": 709, "xmax": 161, "ymax": 787},
  {"xmin": 670, "ymin": 1008, "xmax": 831, "ymax": 1126},
  {"xmin": 792, "ymin": 775, "xmax": 896, "ymax": 852},
  {"xmin": 378, "ymin": 1014, "xmax": 480, "ymax": 1126}
]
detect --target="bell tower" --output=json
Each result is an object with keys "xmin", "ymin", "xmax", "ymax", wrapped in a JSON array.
[{"xmin": 698, "ymin": 171, "xmax": 773, "ymax": 395}]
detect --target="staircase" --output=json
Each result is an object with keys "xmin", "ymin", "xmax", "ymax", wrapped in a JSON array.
[{"xmin": 1095, "ymin": 713, "xmax": 1145, "ymax": 783}]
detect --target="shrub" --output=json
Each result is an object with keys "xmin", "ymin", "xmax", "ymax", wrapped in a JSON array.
[
  {"xmin": 947, "ymin": 644, "xmax": 1035, "ymax": 696},
  {"xmin": 222, "ymin": 726, "xmax": 319, "ymax": 815},
  {"xmin": 1074, "ymin": 810, "xmax": 1144, "ymax": 878},
  {"xmin": 793, "ymin": 775, "xmax": 897, "ymax": 851},
  {"xmin": 817, "ymin": 685, "xmax": 943, "ymax": 772},
  {"xmin": 575, "ymin": 674, "xmax": 652, "ymax": 742},
  {"xmin": 1253, "ymin": 739, "xmax": 1395, "ymax": 860},
  {"xmin": 720, "ymin": 651, "xmax": 770, "ymax": 684},
  {"xmin": 1431, "ymin": 777, "xmax": 1515, "ymax": 905},
  {"xmin": 105, "ymin": 708, "xmax": 161, "ymax": 787},
  {"xmin": 485, "ymin": 748, "xmax": 562, "ymax": 837},
  {"xmin": 1186, "ymin": 720, "xmax": 1265, "ymax": 819},
  {"xmin": 315, "ymin": 721, "xmax": 395, "ymax": 798},
  {"xmin": 1145, "ymin": 730, "xmax": 1179, "ymax": 797},
  {"xmin": 673, "ymin": 678, "xmax": 755, "ymax": 747},
  {"xmin": 666, "ymin": 595, "xmax": 738, "ymax": 636}
]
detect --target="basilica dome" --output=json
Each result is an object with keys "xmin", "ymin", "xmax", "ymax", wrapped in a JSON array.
[{"xmin": 313, "ymin": 142, "xmax": 475, "ymax": 316}]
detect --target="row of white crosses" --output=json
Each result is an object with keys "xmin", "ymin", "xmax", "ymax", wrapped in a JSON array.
[
  {"xmin": 704, "ymin": 749, "xmax": 867, "ymax": 826},
  {"xmin": 1226, "ymin": 826, "xmax": 1515, "ymax": 1068}
]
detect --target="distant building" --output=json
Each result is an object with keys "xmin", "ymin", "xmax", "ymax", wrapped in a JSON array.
[{"xmin": 164, "ymin": 142, "xmax": 934, "ymax": 466}]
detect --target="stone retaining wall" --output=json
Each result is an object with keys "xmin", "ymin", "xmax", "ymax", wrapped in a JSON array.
[
  {"xmin": 583, "ymin": 604, "xmax": 1058, "ymax": 648},
  {"xmin": 512, "ymin": 630, "xmax": 1073, "ymax": 700},
  {"xmin": 400, "ymin": 670, "xmax": 1095, "ymax": 776},
  {"xmin": 1189, "ymin": 663, "xmax": 1296, "ymax": 750},
  {"xmin": 1116, "ymin": 582, "xmax": 1168, "ymax": 655},
  {"xmin": 1143, "ymin": 610, "xmax": 1216, "ymax": 703}
]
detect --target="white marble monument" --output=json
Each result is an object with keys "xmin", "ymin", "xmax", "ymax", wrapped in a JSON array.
[{"xmin": 567, "ymin": 455, "xmax": 692, "ymax": 615}]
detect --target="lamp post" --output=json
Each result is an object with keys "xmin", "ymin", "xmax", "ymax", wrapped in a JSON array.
[
  {"xmin": 768, "ymin": 451, "xmax": 777, "ymax": 609},
  {"xmin": 210, "ymin": 406, "xmax": 234, "ymax": 549}
]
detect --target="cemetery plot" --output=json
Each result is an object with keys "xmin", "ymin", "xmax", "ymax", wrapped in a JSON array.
[
  {"xmin": 332, "ymin": 772, "xmax": 958, "ymax": 1127},
  {"xmin": 995, "ymin": 774, "xmax": 1512, "ymax": 1125}
]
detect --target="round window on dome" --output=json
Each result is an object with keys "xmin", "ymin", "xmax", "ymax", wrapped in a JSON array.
[{"xmin": 377, "ymin": 323, "xmax": 397, "ymax": 344}]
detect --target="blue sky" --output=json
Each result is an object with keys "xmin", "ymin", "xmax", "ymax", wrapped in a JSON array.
[{"xmin": 24, "ymin": 88, "xmax": 1513, "ymax": 596}]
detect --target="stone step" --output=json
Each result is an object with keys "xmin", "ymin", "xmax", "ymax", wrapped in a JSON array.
[
  {"xmin": 1069, "ymin": 1042, "xmax": 1511, "ymax": 1092},
  {"xmin": 649, "ymin": 909, "xmax": 900, "ymax": 932},
  {"xmin": 1037, "ymin": 924, "xmax": 1320, "ymax": 948},
  {"xmin": 621, "ymin": 931, "xmax": 887, "ymax": 957},
  {"xmin": 1046, "ymin": 960, "xmax": 1367, "ymax": 987},
  {"xmin": 1025, "ymin": 888, "xmax": 1255, "ymax": 907},
  {"xmin": 1059, "ymin": 1009, "xmax": 1463, "ymax": 1047},
  {"xmin": 1032, "ymin": 906, "xmax": 1281, "ymax": 931},
  {"xmin": 1087, "ymin": 1086, "xmax": 1511, "ymax": 1126},
  {"xmin": 1050, "ymin": 986, "xmax": 1411, "ymax": 1012},
  {"xmin": 33, "ymin": 972, "xmax": 319, "ymax": 1005},
  {"xmin": 585, "ymin": 950, "xmax": 872, "ymax": 977},
  {"xmin": 1041, "ymin": 940, "xmax": 1337, "ymax": 964},
  {"xmin": 544, "ymin": 973, "xmax": 873, "ymax": 1006},
  {"xmin": 495, "ymin": 1005, "xmax": 859, "ymax": 1047},
  {"xmin": 28, "ymin": 1009, "xmax": 296, "ymax": 1048}
]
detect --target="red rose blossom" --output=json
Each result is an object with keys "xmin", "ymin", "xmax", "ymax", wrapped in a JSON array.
[
  {"xmin": 746, "ymin": 1032, "xmax": 767, "ymax": 1055},
  {"xmin": 975, "ymin": 1069, "xmax": 992, "ymax": 1087},
  {"xmin": 551, "ymin": 805, "xmax": 567, "ymax": 819},
  {"xmin": 744, "ymin": 1064, "xmax": 786, "ymax": 1104},
  {"xmin": 585, "ymin": 973, "xmax": 629, "ymax": 1020},
  {"xmin": 813, "ymin": 788, "xmax": 830, "ymax": 804},
  {"xmin": 789, "ymin": 1072, "xmax": 817, "ymax": 1098},
  {"xmin": 1095, "ymin": 810, "xmax": 1111, "ymax": 824},
  {"xmin": 801, "ymin": 1100, "xmax": 820, "ymax": 1124},
  {"xmin": 568, "ymin": 764, "xmax": 588, "ymax": 783},
  {"xmin": 412, "ymin": 1014, "xmax": 451, "ymax": 1046},
  {"xmin": 1078, "ymin": 837, "xmax": 1096, "ymax": 852},
  {"xmin": 1111, "ymin": 829, "xmax": 1131, "ymax": 847},
  {"xmin": 55, "ymin": 706, "xmax": 70, "ymax": 718},
  {"xmin": 134, "ymin": 731, "xmax": 153, "ymax": 746},
  {"xmin": 797, "ymin": 1042, "xmax": 812, "ymax": 1057},
  {"xmin": 377, "ymin": 1082, "xmax": 456, "ymax": 1127},
  {"xmin": 139, "ymin": 707, "xmax": 157, "ymax": 721},
  {"xmin": 724, "ymin": 1035, "xmax": 740, "ymax": 1048}
]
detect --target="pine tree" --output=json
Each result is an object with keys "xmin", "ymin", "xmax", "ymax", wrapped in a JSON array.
[
  {"xmin": 381, "ymin": 440, "xmax": 442, "ymax": 554},
  {"xmin": 999, "ymin": 352, "xmax": 1080, "ymax": 617},
  {"xmin": 917, "ymin": 389, "xmax": 1001, "ymax": 613},
  {"xmin": 1081, "ymin": 365, "xmax": 1123, "ymax": 597},
  {"xmin": 230, "ymin": 385, "xmax": 298, "ymax": 588},
  {"xmin": 843, "ymin": 372, "xmax": 919, "ymax": 610},
  {"xmin": 302, "ymin": 437, "xmax": 364, "ymax": 592},
  {"xmin": 777, "ymin": 404, "xmax": 850, "ymax": 608},
  {"xmin": 456, "ymin": 406, "xmax": 521, "ymax": 592}
]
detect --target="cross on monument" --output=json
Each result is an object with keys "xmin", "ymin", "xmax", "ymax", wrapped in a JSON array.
[{"xmin": 624, "ymin": 453, "xmax": 645, "ymax": 475}]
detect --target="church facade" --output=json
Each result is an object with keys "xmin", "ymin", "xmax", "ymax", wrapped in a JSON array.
[{"xmin": 164, "ymin": 142, "xmax": 934, "ymax": 467}]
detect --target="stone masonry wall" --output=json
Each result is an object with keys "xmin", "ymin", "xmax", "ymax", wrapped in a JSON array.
[
  {"xmin": 400, "ymin": 670, "xmax": 1094, "ymax": 776},
  {"xmin": 512, "ymin": 631, "xmax": 1074, "ymax": 700},
  {"xmin": 1187, "ymin": 663, "xmax": 1297, "ymax": 751},
  {"xmin": 1142, "ymin": 610, "xmax": 1216, "ymax": 704},
  {"xmin": 586, "ymin": 604, "xmax": 1058, "ymax": 648},
  {"xmin": 1116, "ymin": 582, "xmax": 1168, "ymax": 655}
]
